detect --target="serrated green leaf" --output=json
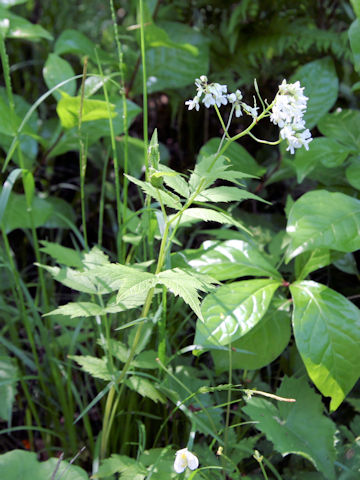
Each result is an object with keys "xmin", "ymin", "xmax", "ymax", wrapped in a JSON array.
[
  {"xmin": 243, "ymin": 376, "xmax": 336, "ymax": 479},
  {"xmin": 173, "ymin": 207, "xmax": 247, "ymax": 231},
  {"xmin": 290, "ymin": 57, "xmax": 338, "ymax": 129},
  {"xmin": 286, "ymin": 190, "xmax": 360, "ymax": 260},
  {"xmin": 171, "ymin": 239, "xmax": 281, "ymax": 281},
  {"xmin": 70, "ymin": 355, "xmax": 111, "ymax": 380},
  {"xmin": 290, "ymin": 281, "xmax": 360, "ymax": 411},
  {"xmin": 194, "ymin": 185, "xmax": 269, "ymax": 204},
  {"xmin": 95, "ymin": 454, "xmax": 146, "ymax": 479},
  {"xmin": 158, "ymin": 164, "xmax": 190, "ymax": 198},
  {"xmin": 40, "ymin": 241, "xmax": 83, "ymax": 268},
  {"xmin": 195, "ymin": 279, "xmax": 281, "ymax": 347},
  {"xmin": 56, "ymin": 92, "xmax": 116, "ymax": 129},
  {"xmin": 126, "ymin": 376, "xmax": 166, "ymax": 403},
  {"xmin": 125, "ymin": 174, "xmax": 182, "ymax": 210},
  {"xmin": 212, "ymin": 299, "xmax": 291, "ymax": 371},
  {"xmin": 82, "ymin": 246, "xmax": 111, "ymax": 268},
  {"xmin": 156, "ymin": 268, "xmax": 216, "ymax": 320}
]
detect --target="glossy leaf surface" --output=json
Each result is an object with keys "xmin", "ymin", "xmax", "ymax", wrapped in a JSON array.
[
  {"xmin": 243, "ymin": 376, "xmax": 336, "ymax": 479},
  {"xmin": 290, "ymin": 281, "xmax": 360, "ymax": 411},
  {"xmin": 318, "ymin": 109, "xmax": 360, "ymax": 150},
  {"xmin": 195, "ymin": 279, "xmax": 281, "ymax": 347},
  {"xmin": 171, "ymin": 239, "xmax": 281, "ymax": 281},
  {"xmin": 286, "ymin": 190, "xmax": 360, "ymax": 260},
  {"xmin": 43, "ymin": 53, "xmax": 76, "ymax": 100}
]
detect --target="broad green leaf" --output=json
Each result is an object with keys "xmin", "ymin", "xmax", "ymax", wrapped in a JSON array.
[
  {"xmin": 39, "ymin": 265, "xmax": 107, "ymax": 294},
  {"xmin": 70, "ymin": 355, "xmax": 111, "ymax": 380},
  {"xmin": 349, "ymin": 19, "xmax": 360, "ymax": 71},
  {"xmin": 243, "ymin": 376, "xmax": 336, "ymax": 479},
  {"xmin": 1, "ymin": 192, "xmax": 76, "ymax": 233},
  {"xmin": 195, "ymin": 279, "xmax": 281, "ymax": 347},
  {"xmin": 199, "ymin": 138, "xmax": 265, "ymax": 177},
  {"xmin": 350, "ymin": 0, "xmax": 360, "ymax": 18},
  {"xmin": 212, "ymin": 300, "xmax": 291, "ymax": 371},
  {"xmin": 43, "ymin": 53, "xmax": 76, "ymax": 100},
  {"xmin": 0, "ymin": 6, "xmax": 52, "ymax": 41},
  {"xmin": 126, "ymin": 376, "xmax": 166, "ymax": 403},
  {"xmin": 135, "ymin": 22, "xmax": 209, "ymax": 94},
  {"xmin": 106, "ymin": 340, "xmax": 158, "ymax": 369},
  {"xmin": 158, "ymin": 164, "xmax": 190, "ymax": 198},
  {"xmin": 294, "ymin": 249, "xmax": 333, "ymax": 280},
  {"xmin": 171, "ymin": 239, "xmax": 282, "ymax": 281},
  {"xmin": 286, "ymin": 190, "xmax": 360, "ymax": 261},
  {"xmin": 318, "ymin": 109, "xmax": 360, "ymax": 150},
  {"xmin": 290, "ymin": 57, "xmax": 338, "ymax": 129},
  {"xmin": 346, "ymin": 156, "xmax": 360, "ymax": 189},
  {"xmin": 333, "ymin": 252, "xmax": 359, "ymax": 275},
  {"xmin": 144, "ymin": 20, "xmax": 198, "ymax": 55},
  {"xmin": 56, "ymin": 92, "xmax": 116, "ymax": 129},
  {"xmin": 0, "ymin": 450, "xmax": 88, "ymax": 480},
  {"xmin": 49, "ymin": 98, "xmax": 141, "ymax": 157},
  {"xmin": 157, "ymin": 268, "xmax": 217, "ymax": 320},
  {"xmin": 54, "ymin": 29, "xmax": 111, "ymax": 62},
  {"xmin": 125, "ymin": 174, "xmax": 182, "ymax": 210},
  {"xmin": 173, "ymin": 207, "xmax": 248, "ymax": 231},
  {"xmin": 194, "ymin": 185, "xmax": 269, "ymax": 204},
  {"xmin": 290, "ymin": 281, "xmax": 360, "ymax": 411},
  {"xmin": 0, "ymin": 352, "xmax": 18, "ymax": 422},
  {"xmin": 293, "ymin": 137, "xmax": 352, "ymax": 183},
  {"xmin": 40, "ymin": 241, "xmax": 83, "ymax": 268},
  {"xmin": 0, "ymin": 0, "xmax": 27, "ymax": 7}
]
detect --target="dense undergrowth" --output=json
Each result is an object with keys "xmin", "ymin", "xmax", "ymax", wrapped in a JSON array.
[{"xmin": 1, "ymin": 1, "xmax": 360, "ymax": 479}]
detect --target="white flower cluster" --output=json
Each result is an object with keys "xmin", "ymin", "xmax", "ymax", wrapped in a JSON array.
[
  {"xmin": 185, "ymin": 76, "xmax": 259, "ymax": 120},
  {"xmin": 174, "ymin": 448, "xmax": 199, "ymax": 474},
  {"xmin": 270, "ymin": 80, "xmax": 312, "ymax": 154}
]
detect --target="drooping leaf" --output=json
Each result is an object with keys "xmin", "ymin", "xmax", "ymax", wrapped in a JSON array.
[
  {"xmin": 158, "ymin": 164, "xmax": 190, "ymax": 198},
  {"xmin": 38, "ymin": 265, "xmax": 108, "ymax": 294},
  {"xmin": 290, "ymin": 281, "xmax": 360, "ymax": 411},
  {"xmin": 126, "ymin": 376, "xmax": 166, "ymax": 404},
  {"xmin": 243, "ymin": 376, "xmax": 336, "ymax": 479},
  {"xmin": 171, "ymin": 239, "xmax": 281, "ymax": 281},
  {"xmin": 56, "ymin": 92, "xmax": 116, "ymax": 129},
  {"xmin": 194, "ymin": 185, "xmax": 269, "ymax": 204},
  {"xmin": 43, "ymin": 53, "xmax": 76, "ymax": 100},
  {"xmin": 173, "ymin": 207, "xmax": 248, "ymax": 231},
  {"xmin": 195, "ymin": 279, "xmax": 281, "ymax": 347},
  {"xmin": 0, "ymin": 6, "xmax": 52, "ymax": 41},
  {"xmin": 212, "ymin": 299, "xmax": 291, "ymax": 371},
  {"xmin": 286, "ymin": 190, "xmax": 360, "ymax": 261},
  {"xmin": 290, "ymin": 57, "xmax": 338, "ymax": 129},
  {"xmin": 0, "ymin": 450, "xmax": 88, "ymax": 480}
]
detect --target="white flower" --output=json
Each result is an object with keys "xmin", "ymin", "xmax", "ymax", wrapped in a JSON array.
[
  {"xmin": 242, "ymin": 102, "xmax": 259, "ymax": 119},
  {"xmin": 203, "ymin": 93, "xmax": 215, "ymax": 108},
  {"xmin": 185, "ymin": 96, "xmax": 200, "ymax": 111},
  {"xmin": 174, "ymin": 448, "xmax": 199, "ymax": 474}
]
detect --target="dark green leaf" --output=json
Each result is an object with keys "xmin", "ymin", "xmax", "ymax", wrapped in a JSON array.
[
  {"xmin": 286, "ymin": 190, "xmax": 360, "ymax": 261},
  {"xmin": 43, "ymin": 54, "xmax": 76, "ymax": 100},
  {"xmin": 0, "ymin": 6, "xmax": 52, "ymax": 41},
  {"xmin": 195, "ymin": 279, "xmax": 281, "ymax": 347},
  {"xmin": 243, "ymin": 376, "xmax": 336, "ymax": 479},
  {"xmin": 318, "ymin": 109, "xmax": 360, "ymax": 150},
  {"xmin": 290, "ymin": 281, "xmax": 360, "ymax": 410},
  {"xmin": 0, "ymin": 352, "xmax": 18, "ymax": 422},
  {"xmin": 349, "ymin": 19, "xmax": 360, "ymax": 71},
  {"xmin": 54, "ymin": 29, "xmax": 111, "ymax": 62},
  {"xmin": 346, "ymin": 156, "xmax": 360, "ymax": 189}
]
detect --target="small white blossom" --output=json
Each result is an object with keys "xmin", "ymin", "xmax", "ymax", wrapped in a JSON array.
[
  {"xmin": 203, "ymin": 93, "xmax": 215, "ymax": 108},
  {"xmin": 174, "ymin": 448, "xmax": 199, "ymax": 474},
  {"xmin": 185, "ymin": 96, "xmax": 200, "ymax": 111},
  {"xmin": 242, "ymin": 102, "xmax": 259, "ymax": 119},
  {"xmin": 227, "ymin": 89, "xmax": 243, "ymax": 117}
]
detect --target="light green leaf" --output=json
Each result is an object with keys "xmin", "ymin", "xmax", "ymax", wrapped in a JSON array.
[
  {"xmin": 290, "ymin": 57, "xmax": 338, "ymax": 129},
  {"xmin": 243, "ymin": 376, "xmax": 336, "ymax": 479},
  {"xmin": 0, "ymin": 0, "xmax": 27, "ymax": 7},
  {"xmin": 126, "ymin": 376, "xmax": 166, "ymax": 404},
  {"xmin": 56, "ymin": 92, "xmax": 116, "ymax": 129},
  {"xmin": 0, "ymin": 6, "xmax": 52, "ymax": 41},
  {"xmin": 294, "ymin": 249, "xmax": 333, "ymax": 281},
  {"xmin": 173, "ymin": 207, "xmax": 247, "ymax": 231},
  {"xmin": 135, "ymin": 22, "xmax": 209, "ymax": 94},
  {"xmin": 144, "ymin": 20, "xmax": 198, "ymax": 55},
  {"xmin": 346, "ymin": 155, "xmax": 360, "ymax": 189},
  {"xmin": 293, "ymin": 137, "xmax": 352, "ymax": 183},
  {"xmin": 0, "ymin": 353, "xmax": 18, "ymax": 422},
  {"xmin": 43, "ymin": 53, "xmax": 76, "ymax": 100},
  {"xmin": 95, "ymin": 454, "xmax": 146, "ymax": 479},
  {"xmin": 171, "ymin": 239, "xmax": 281, "ymax": 281},
  {"xmin": 290, "ymin": 281, "xmax": 360, "ymax": 411},
  {"xmin": 40, "ymin": 241, "xmax": 83, "ymax": 268},
  {"xmin": 212, "ymin": 299, "xmax": 291, "ymax": 371},
  {"xmin": 0, "ymin": 450, "xmax": 88, "ymax": 480},
  {"xmin": 349, "ymin": 19, "xmax": 360, "ymax": 71},
  {"xmin": 125, "ymin": 174, "xmax": 182, "ymax": 210},
  {"xmin": 54, "ymin": 29, "xmax": 111, "ymax": 62},
  {"xmin": 195, "ymin": 279, "xmax": 281, "ymax": 347},
  {"xmin": 70, "ymin": 355, "xmax": 111, "ymax": 381},
  {"xmin": 318, "ymin": 109, "xmax": 360, "ymax": 150},
  {"xmin": 38, "ymin": 265, "xmax": 108, "ymax": 294},
  {"xmin": 157, "ymin": 268, "xmax": 217, "ymax": 320},
  {"xmin": 199, "ymin": 138, "xmax": 265, "ymax": 177},
  {"xmin": 286, "ymin": 190, "xmax": 360, "ymax": 261},
  {"xmin": 194, "ymin": 186, "xmax": 269, "ymax": 204},
  {"xmin": 158, "ymin": 164, "xmax": 190, "ymax": 198}
]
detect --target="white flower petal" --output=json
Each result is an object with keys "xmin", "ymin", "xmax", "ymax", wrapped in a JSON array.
[{"xmin": 186, "ymin": 451, "xmax": 199, "ymax": 471}]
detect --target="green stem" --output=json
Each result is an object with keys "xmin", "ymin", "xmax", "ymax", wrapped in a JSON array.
[
  {"xmin": 139, "ymin": 0, "xmax": 149, "ymax": 178},
  {"xmin": 78, "ymin": 57, "xmax": 89, "ymax": 250}
]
